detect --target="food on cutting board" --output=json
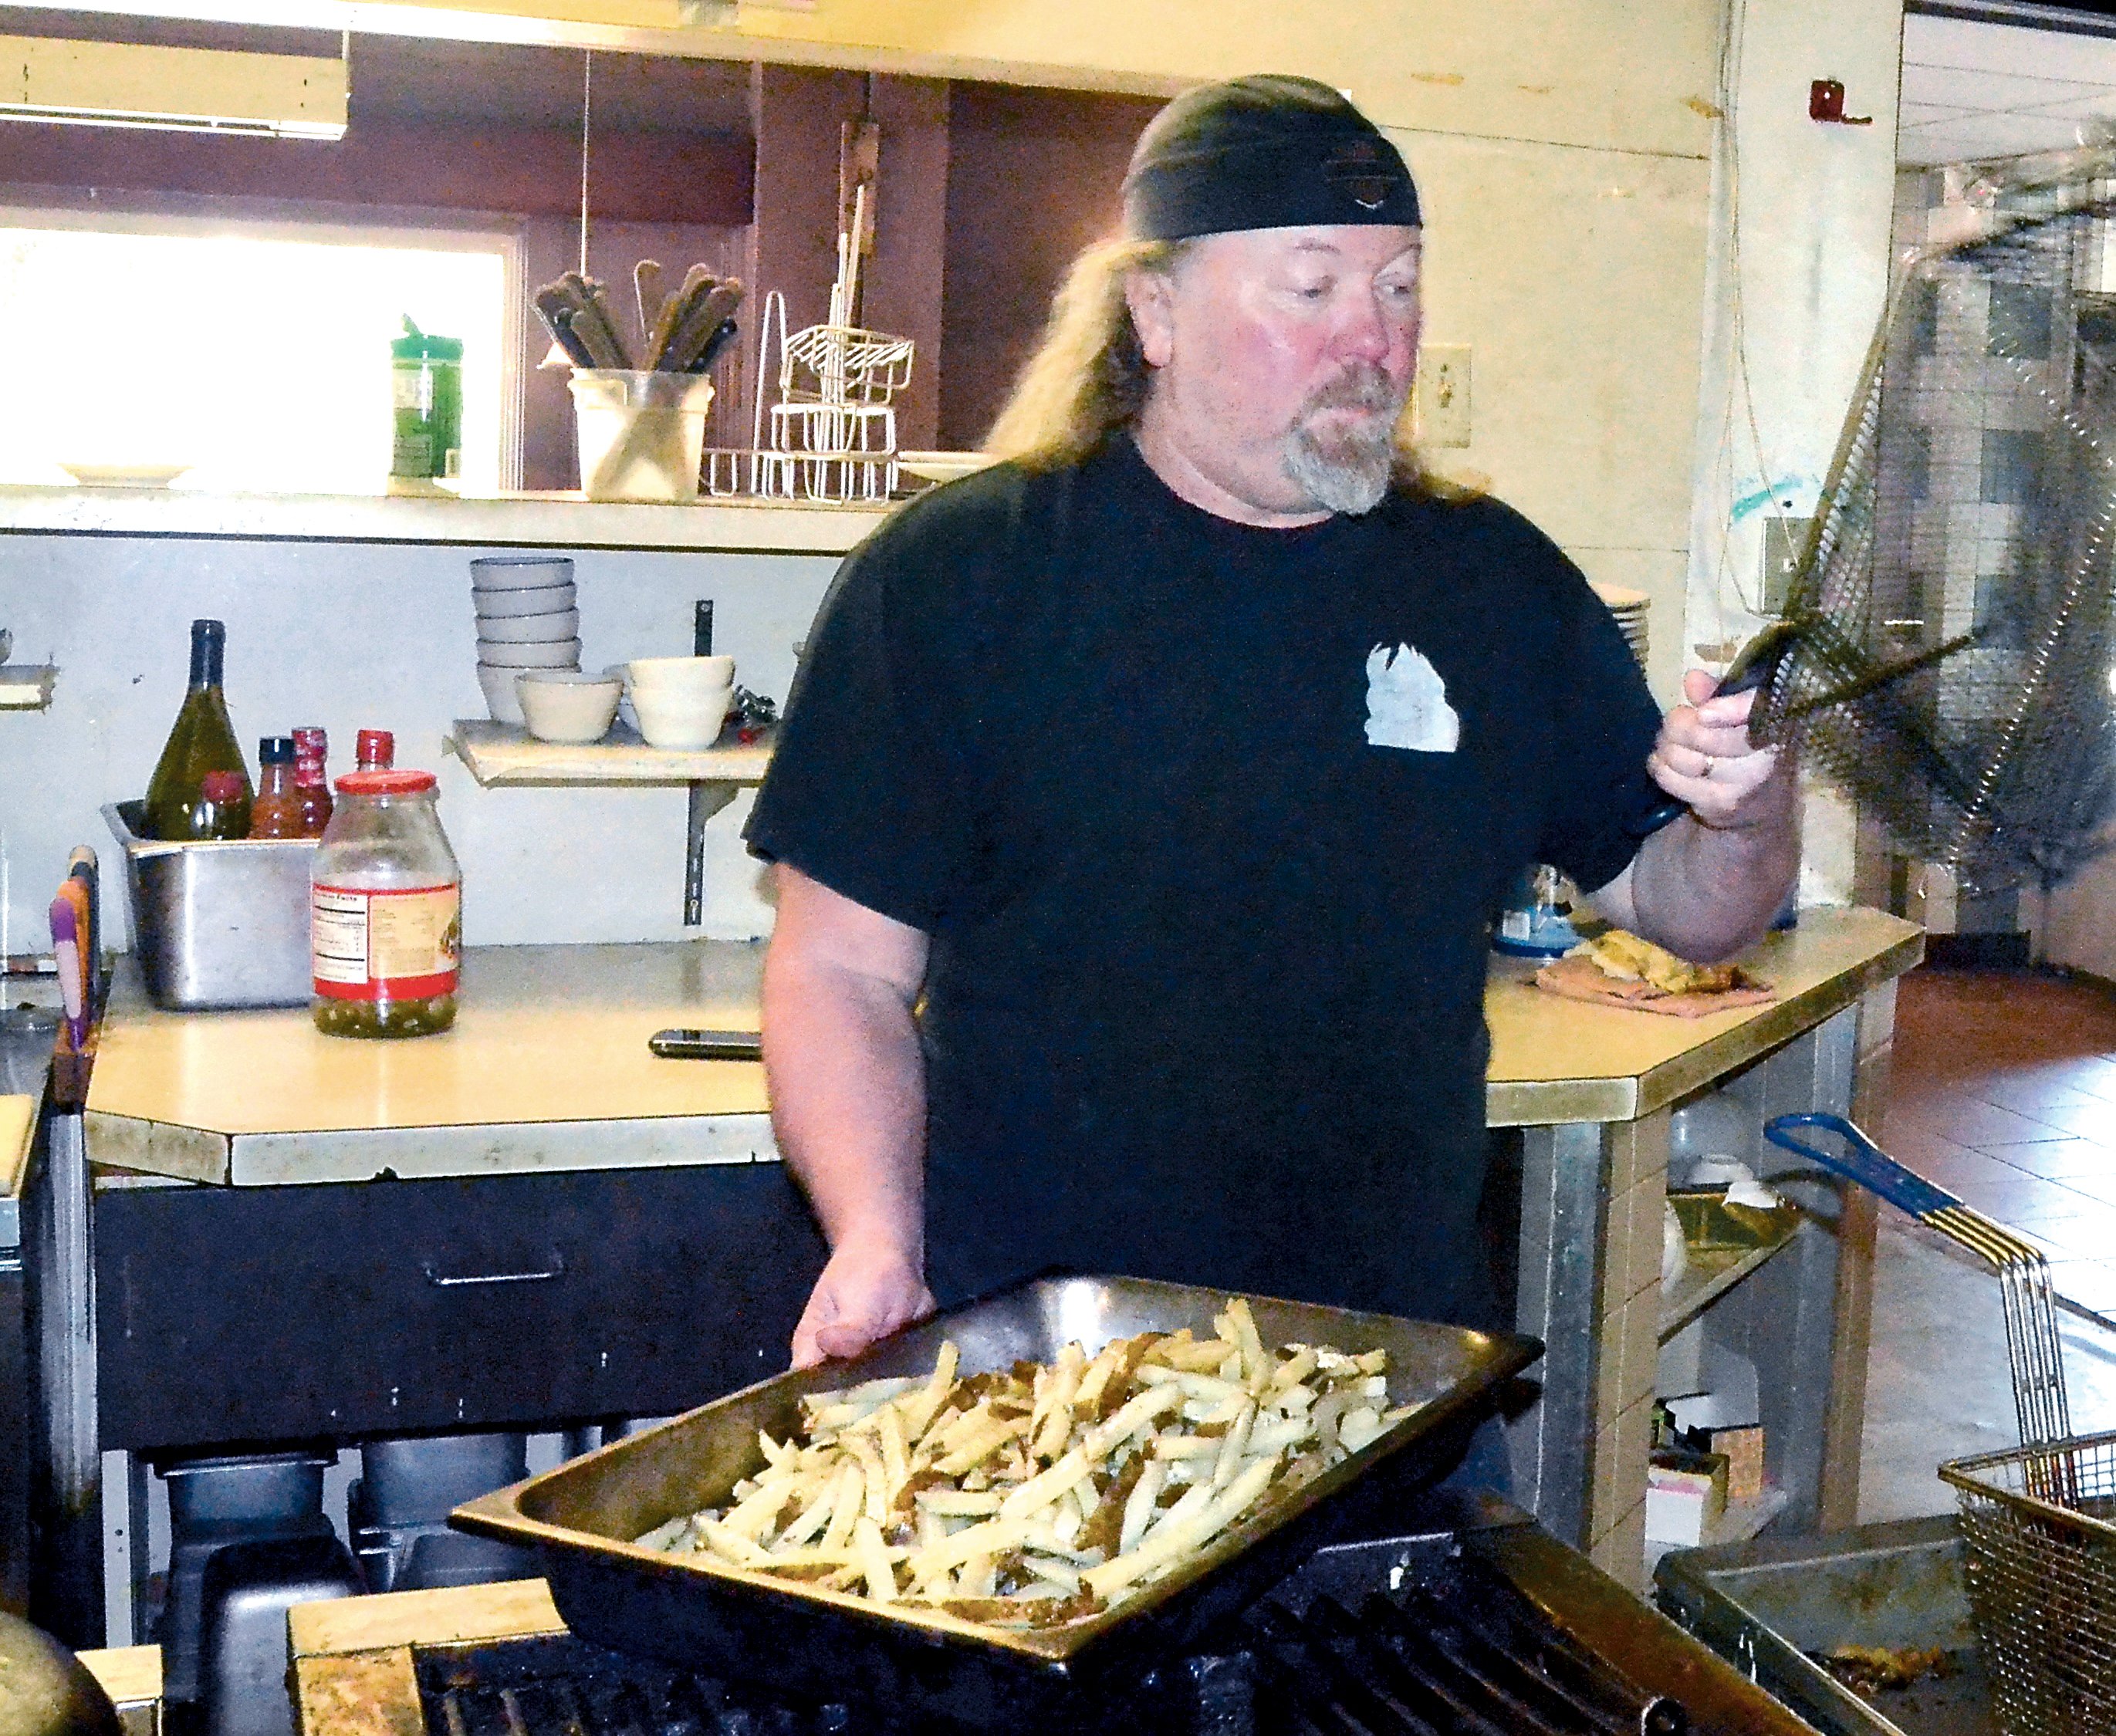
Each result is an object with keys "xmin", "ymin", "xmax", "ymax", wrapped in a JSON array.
[
  {"xmin": 1573, "ymin": 929, "xmax": 1751, "ymax": 997},
  {"xmin": 634, "ymin": 1298, "xmax": 1420, "ymax": 1626}
]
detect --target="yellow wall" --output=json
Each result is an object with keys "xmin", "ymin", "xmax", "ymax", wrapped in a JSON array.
[{"xmin": 127, "ymin": 0, "xmax": 1728, "ymax": 697}]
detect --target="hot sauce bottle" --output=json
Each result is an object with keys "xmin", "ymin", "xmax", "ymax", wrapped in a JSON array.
[
  {"xmin": 248, "ymin": 737, "xmax": 306, "ymax": 839},
  {"xmin": 292, "ymin": 727, "xmax": 333, "ymax": 836}
]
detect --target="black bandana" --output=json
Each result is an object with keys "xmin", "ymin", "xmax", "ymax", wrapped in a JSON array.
[{"xmin": 1122, "ymin": 74, "xmax": 1421, "ymax": 242}]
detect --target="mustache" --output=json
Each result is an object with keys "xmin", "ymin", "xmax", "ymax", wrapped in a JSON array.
[{"xmin": 1300, "ymin": 366, "xmax": 1405, "ymax": 418}]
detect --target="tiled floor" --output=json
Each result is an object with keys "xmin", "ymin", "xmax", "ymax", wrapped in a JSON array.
[
  {"xmin": 1883, "ymin": 964, "xmax": 2116, "ymax": 1315},
  {"xmin": 1860, "ymin": 961, "xmax": 2116, "ymax": 1521}
]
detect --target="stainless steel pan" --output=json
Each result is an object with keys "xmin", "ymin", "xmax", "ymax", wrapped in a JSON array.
[{"xmin": 454, "ymin": 1275, "xmax": 1538, "ymax": 1729}]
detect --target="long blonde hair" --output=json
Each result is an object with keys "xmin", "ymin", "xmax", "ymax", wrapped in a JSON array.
[
  {"xmin": 981, "ymin": 236, "xmax": 1185, "ymax": 471},
  {"xmin": 981, "ymin": 232, "xmax": 1464, "ymax": 498}
]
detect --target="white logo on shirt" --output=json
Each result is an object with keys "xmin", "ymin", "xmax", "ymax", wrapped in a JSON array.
[{"xmin": 1364, "ymin": 643, "xmax": 1460, "ymax": 752}]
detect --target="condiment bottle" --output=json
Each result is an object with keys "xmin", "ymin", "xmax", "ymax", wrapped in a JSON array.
[
  {"xmin": 185, "ymin": 771, "xmax": 251, "ymax": 841},
  {"xmin": 144, "ymin": 619, "xmax": 252, "ymax": 839},
  {"xmin": 248, "ymin": 737, "xmax": 306, "ymax": 839},
  {"xmin": 356, "ymin": 729, "xmax": 395, "ymax": 772},
  {"xmin": 292, "ymin": 727, "xmax": 333, "ymax": 836},
  {"xmin": 311, "ymin": 768, "xmax": 461, "ymax": 1039}
]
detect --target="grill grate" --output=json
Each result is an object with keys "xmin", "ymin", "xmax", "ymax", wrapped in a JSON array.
[{"xmin": 411, "ymin": 1545, "xmax": 1689, "ymax": 1736}]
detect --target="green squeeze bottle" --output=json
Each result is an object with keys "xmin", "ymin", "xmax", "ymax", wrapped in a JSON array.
[{"xmin": 144, "ymin": 619, "xmax": 253, "ymax": 839}]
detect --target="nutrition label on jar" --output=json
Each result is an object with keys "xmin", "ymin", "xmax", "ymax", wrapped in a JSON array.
[{"xmin": 313, "ymin": 883, "xmax": 461, "ymax": 998}]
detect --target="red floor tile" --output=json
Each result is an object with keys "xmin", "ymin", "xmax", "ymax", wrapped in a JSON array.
[{"xmin": 1982, "ymin": 1138, "xmax": 2116, "ymax": 1181}]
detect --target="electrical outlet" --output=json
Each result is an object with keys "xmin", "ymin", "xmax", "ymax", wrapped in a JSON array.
[{"xmin": 1418, "ymin": 346, "xmax": 1472, "ymax": 448}]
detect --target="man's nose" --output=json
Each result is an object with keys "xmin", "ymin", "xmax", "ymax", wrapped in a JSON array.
[{"xmin": 1333, "ymin": 290, "xmax": 1399, "ymax": 363}]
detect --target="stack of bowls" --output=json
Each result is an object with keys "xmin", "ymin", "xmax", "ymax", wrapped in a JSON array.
[
  {"xmin": 1589, "ymin": 583, "xmax": 1650, "ymax": 676},
  {"xmin": 472, "ymin": 556, "xmax": 580, "ymax": 724},
  {"xmin": 623, "ymin": 656, "xmax": 736, "ymax": 750}
]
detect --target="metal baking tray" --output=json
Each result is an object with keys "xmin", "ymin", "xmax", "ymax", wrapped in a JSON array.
[
  {"xmin": 1655, "ymin": 1514, "xmax": 1989, "ymax": 1736},
  {"xmin": 454, "ymin": 1274, "xmax": 1540, "ymax": 1730}
]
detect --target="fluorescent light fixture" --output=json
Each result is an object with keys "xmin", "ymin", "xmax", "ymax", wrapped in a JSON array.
[{"xmin": 0, "ymin": 35, "xmax": 348, "ymax": 137}]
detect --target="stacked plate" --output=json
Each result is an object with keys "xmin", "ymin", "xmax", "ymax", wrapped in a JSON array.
[
  {"xmin": 1590, "ymin": 583, "xmax": 1650, "ymax": 674},
  {"xmin": 472, "ymin": 556, "xmax": 580, "ymax": 724}
]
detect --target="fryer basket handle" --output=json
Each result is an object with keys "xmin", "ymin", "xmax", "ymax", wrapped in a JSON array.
[{"xmin": 1762, "ymin": 1113, "xmax": 1962, "ymax": 1219}]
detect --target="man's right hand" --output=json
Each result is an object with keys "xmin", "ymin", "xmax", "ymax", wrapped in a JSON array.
[{"xmin": 789, "ymin": 1241, "xmax": 937, "ymax": 1369}]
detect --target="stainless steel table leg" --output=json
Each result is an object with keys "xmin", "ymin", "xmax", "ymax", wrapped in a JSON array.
[
  {"xmin": 29, "ymin": 1108, "xmax": 100, "ymax": 1643},
  {"xmin": 1509, "ymin": 1119, "xmax": 1610, "ymax": 1549}
]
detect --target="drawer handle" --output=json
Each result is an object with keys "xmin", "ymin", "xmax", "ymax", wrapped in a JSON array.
[{"xmin": 422, "ymin": 1251, "xmax": 568, "ymax": 1288}]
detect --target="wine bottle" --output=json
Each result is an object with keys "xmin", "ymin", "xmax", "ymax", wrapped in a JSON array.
[{"xmin": 144, "ymin": 620, "xmax": 253, "ymax": 840}]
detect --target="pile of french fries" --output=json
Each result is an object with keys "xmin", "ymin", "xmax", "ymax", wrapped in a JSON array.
[{"xmin": 635, "ymin": 1299, "xmax": 1418, "ymax": 1628}]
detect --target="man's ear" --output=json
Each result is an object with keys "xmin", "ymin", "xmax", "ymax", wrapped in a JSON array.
[{"xmin": 1125, "ymin": 268, "xmax": 1176, "ymax": 369}]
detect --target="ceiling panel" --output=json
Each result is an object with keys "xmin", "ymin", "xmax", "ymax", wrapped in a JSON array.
[{"xmin": 1901, "ymin": 10, "xmax": 2116, "ymax": 163}]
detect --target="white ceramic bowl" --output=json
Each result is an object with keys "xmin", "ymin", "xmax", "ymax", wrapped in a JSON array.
[
  {"xmin": 478, "ymin": 637, "xmax": 582, "ymax": 669},
  {"xmin": 471, "ymin": 556, "xmax": 575, "ymax": 592},
  {"xmin": 515, "ymin": 670, "xmax": 623, "ymax": 744},
  {"xmin": 475, "ymin": 583, "xmax": 576, "ymax": 620},
  {"xmin": 478, "ymin": 664, "xmax": 526, "ymax": 724},
  {"xmin": 476, "ymin": 608, "xmax": 580, "ymax": 643},
  {"xmin": 624, "ymin": 655, "xmax": 736, "ymax": 694},
  {"xmin": 633, "ymin": 685, "xmax": 733, "ymax": 751}
]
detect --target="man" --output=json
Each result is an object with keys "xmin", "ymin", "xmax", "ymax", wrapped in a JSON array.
[{"xmin": 746, "ymin": 76, "xmax": 1797, "ymax": 1373}]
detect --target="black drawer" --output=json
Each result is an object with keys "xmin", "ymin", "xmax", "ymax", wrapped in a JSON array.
[{"xmin": 96, "ymin": 1164, "xmax": 826, "ymax": 1451}]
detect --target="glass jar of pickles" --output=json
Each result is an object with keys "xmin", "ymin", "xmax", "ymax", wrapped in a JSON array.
[{"xmin": 310, "ymin": 769, "xmax": 461, "ymax": 1038}]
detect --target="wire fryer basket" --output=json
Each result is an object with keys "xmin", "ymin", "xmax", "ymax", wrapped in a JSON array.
[
  {"xmin": 1764, "ymin": 1113, "xmax": 2105, "ymax": 1736},
  {"xmin": 1942, "ymin": 1431, "xmax": 2116, "ymax": 1736}
]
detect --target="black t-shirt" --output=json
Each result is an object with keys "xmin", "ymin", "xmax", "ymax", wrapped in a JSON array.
[{"xmin": 747, "ymin": 437, "xmax": 1662, "ymax": 1329}]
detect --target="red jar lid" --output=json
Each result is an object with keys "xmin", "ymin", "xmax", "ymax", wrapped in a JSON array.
[{"xmin": 335, "ymin": 768, "xmax": 437, "ymax": 796}]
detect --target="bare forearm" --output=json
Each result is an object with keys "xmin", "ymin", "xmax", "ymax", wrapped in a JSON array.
[
  {"xmin": 1595, "ymin": 769, "xmax": 1800, "ymax": 962},
  {"xmin": 761, "ymin": 947, "xmax": 928, "ymax": 1261}
]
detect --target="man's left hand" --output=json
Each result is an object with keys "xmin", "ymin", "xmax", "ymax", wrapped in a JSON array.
[{"xmin": 1645, "ymin": 670, "xmax": 1786, "ymax": 830}]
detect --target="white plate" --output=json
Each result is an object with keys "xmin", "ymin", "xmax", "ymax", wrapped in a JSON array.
[
  {"xmin": 472, "ymin": 557, "xmax": 576, "ymax": 591},
  {"xmin": 897, "ymin": 451, "xmax": 997, "ymax": 484},
  {"xmin": 59, "ymin": 461, "xmax": 192, "ymax": 488}
]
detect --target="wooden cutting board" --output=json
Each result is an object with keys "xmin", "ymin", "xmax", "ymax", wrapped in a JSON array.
[{"xmin": 1, "ymin": 1093, "xmax": 34, "ymax": 1199}]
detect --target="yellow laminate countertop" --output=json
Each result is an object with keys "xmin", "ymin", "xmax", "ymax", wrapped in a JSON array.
[
  {"xmin": 86, "ymin": 941, "xmax": 773, "ymax": 1187},
  {"xmin": 1485, "ymin": 903, "xmax": 1922, "ymax": 1125},
  {"xmin": 84, "ymin": 907, "xmax": 1920, "ymax": 1188}
]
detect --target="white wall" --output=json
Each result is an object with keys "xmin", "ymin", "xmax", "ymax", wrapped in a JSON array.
[
  {"xmin": 0, "ymin": 537, "xmax": 838, "ymax": 955},
  {"xmin": 1682, "ymin": 0, "xmax": 1905, "ymax": 902}
]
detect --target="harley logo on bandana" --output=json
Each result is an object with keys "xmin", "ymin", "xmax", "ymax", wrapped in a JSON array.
[
  {"xmin": 1364, "ymin": 643, "xmax": 1460, "ymax": 751},
  {"xmin": 1325, "ymin": 140, "xmax": 1399, "ymax": 212}
]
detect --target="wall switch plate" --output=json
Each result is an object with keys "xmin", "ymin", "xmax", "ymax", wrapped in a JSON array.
[
  {"xmin": 1418, "ymin": 345, "xmax": 1472, "ymax": 448},
  {"xmin": 1760, "ymin": 515, "xmax": 1813, "ymax": 613}
]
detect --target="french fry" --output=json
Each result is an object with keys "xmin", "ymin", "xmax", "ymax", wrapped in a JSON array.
[
  {"xmin": 1082, "ymin": 1383, "xmax": 1184, "ymax": 1460},
  {"xmin": 1119, "ymin": 1457, "xmax": 1168, "ymax": 1554},
  {"xmin": 899, "ymin": 1339, "xmax": 960, "ymax": 1443},
  {"xmin": 819, "ymin": 1461, "xmax": 863, "ymax": 1552},
  {"xmin": 935, "ymin": 1412, "xmax": 1026, "ymax": 1477},
  {"xmin": 1029, "ymin": 1342, "xmax": 1087, "ymax": 1460},
  {"xmin": 853, "ymin": 1516, "xmax": 898, "ymax": 1603}
]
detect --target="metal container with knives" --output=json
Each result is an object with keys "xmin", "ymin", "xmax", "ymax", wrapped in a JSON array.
[
  {"xmin": 452, "ymin": 1275, "xmax": 1540, "ymax": 1730},
  {"xmin": 103, "ymin": 801, "xmax": 314, "ymax": 1010}
]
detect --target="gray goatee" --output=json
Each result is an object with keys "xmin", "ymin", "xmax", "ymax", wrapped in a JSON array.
[{"xmin": 1283, "ymin": 367, "xmax": 1405, "ymax": 515}]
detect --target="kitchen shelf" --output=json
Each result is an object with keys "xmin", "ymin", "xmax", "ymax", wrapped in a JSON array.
[
  {"xmin": 445, "ymin": 719, "xmax": 772, "ymax": 789},
  {"xmin": 1658, "ymin": 1193, "xmax": 1806, "ymax": 1342},
  {"xmin": 0, "ymin": 664, "xmax": 56, "ymax": 709}
]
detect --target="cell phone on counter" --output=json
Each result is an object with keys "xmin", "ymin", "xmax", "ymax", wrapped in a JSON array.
[{"xmin": 648, "ymin": 1027, "xmax": 762, "ymax": 1062}]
